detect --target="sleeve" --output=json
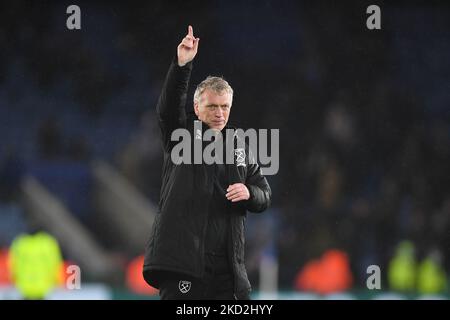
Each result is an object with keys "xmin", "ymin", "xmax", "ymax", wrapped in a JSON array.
[
  {"xmin": 156, "ymin": 55, "xmax": 193, "ymax": 151},
  {"xmin": 244, "ymin": 154, "xmax": 272, "ymax": 213}
]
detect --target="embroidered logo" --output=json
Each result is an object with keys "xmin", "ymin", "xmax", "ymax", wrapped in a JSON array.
[
  {"xmin": 178, "ymin": 280, "xmax": 191, "ymax": 294},
  {"xmin": 235, "ymin": 148, "xmax": 246, "ymax": 167}
]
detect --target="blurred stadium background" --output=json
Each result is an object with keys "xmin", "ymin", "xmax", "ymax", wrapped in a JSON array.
[{"xmin": 0, "ymin": 0, "xmax": 449, "ymax": 299}]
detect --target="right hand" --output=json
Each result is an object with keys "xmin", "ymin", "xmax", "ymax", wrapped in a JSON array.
[{"xmin": 177, "ymin": 25, "xmax": 200, "ymax": 67}]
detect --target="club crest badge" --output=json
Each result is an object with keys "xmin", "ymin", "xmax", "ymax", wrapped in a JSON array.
[
  {"xmin": 235, "ymin": 148, "xmax": 246, "ymax": 167},
  {"xmin": 178, "ymin": 280, "xmax": 191, "ymax": 294}
]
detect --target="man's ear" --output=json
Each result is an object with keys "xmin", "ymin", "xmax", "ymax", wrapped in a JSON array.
[{"xmin": 194, "ymin": 103, "xmax": 199, "ymax": 117}]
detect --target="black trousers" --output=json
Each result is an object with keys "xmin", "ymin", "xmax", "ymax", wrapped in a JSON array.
[{"xmin": 159, "ymin": 254, "xmax": 249, "ymax": 300}]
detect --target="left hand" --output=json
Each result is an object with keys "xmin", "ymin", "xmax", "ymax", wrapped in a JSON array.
[{"xmin": 226, "ymin": 183, "xmax": 250, "ymax": 202}]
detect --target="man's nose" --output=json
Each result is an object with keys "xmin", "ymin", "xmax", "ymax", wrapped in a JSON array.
[{"xmin": 214, "ymin": 108, "xmax": 224, "ymax": 118}]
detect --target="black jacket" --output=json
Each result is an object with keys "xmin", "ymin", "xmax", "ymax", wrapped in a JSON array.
[{"xmin": 143, "ymin": 57, "xmax": 272, "ymax": 298}]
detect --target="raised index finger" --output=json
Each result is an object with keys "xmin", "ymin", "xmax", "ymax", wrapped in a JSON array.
[{"xmin": 188, "ymin": 25, "xmax": 194, "ymax": 37}]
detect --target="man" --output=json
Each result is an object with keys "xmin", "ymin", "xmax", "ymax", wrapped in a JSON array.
[{"xmin": 143, "ymin": 25, "xmax": 271, "ymax": 300}]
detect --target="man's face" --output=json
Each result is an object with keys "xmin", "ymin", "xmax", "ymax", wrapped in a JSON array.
[{"xmin": 194, "ymin": 89, "xmax": 232, "ymax": 131}]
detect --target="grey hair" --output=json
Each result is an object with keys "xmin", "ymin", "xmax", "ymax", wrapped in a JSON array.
[{"xmin": 193, "ymin": 76, "xmax": 234, "ymax": 105}]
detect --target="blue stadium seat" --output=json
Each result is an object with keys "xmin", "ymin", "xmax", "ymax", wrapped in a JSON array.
[{"xmin": 28, "ymin": 160, "xmax": 93, "ymax": 223}]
